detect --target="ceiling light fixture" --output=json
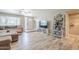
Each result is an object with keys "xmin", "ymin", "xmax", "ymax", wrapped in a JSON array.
[{"xmin": 16, "ymin": 9, "xmax": 32, "ymax": 16}]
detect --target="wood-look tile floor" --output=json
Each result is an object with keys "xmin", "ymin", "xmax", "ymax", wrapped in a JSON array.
[{"xmin": 11, "ymin": 32, "xmax": 79, "ymax": 50}]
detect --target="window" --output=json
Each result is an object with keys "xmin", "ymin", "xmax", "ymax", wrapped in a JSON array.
[
  {"xmin": 0, "ymin": 16, "xmax": 6, "ymax": 26},
  {"xmin": 0, "ymin": 16, "xmax": 20, "ymax": 26}
]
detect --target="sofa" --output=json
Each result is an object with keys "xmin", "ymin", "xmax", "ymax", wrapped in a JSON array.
[
  {"xmin": 0, "ymin": 26, "xmax": 23, "ymax": 50},
  {"xmin": 0, "ymin": 36, "xmax": 12, "ymax": 50}
]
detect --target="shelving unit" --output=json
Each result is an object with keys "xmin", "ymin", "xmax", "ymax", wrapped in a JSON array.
[{"xmin": 53, "ymin": 14, "xmax": 65, "ymax": 38}]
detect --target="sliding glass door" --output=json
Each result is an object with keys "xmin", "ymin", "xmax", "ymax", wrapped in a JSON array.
[
  {"xmin": 24, "ymin": 17, "xmax": 28, "ymax": 30},
  {"xmin": 24, "ymin": 16, "xmax": 36, "ymax": 30}
]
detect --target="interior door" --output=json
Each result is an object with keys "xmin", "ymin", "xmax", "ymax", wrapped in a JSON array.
[{"xmin": 69, "ymin": 14, "xmax": 79, "ymax": 35}]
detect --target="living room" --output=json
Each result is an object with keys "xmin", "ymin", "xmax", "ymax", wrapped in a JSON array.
[
  {"xmin": 1, "ymin": 0, "xmax": 79, "ymax": 59},
  {"xmin": 0, "ymin": 9, "xmax": 79, "ymax": 50}
]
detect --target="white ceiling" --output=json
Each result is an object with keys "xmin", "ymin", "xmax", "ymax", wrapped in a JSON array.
[
  {"xmin": 0, "ymin": 9, "xmax": 60, "ymax": 16},
  {"xmin": 0, "ymin": 9, "xmax": 78, "ymax": 16},
  {"xmin": 31, "ymin": 9, "xmax": 59, "ymax": 16},
  {"xmin": 31, "ymin": 9, "xmax": 60, "ymax": 14},
  {"xmin": 0, "ymin": 9, "xmax": 22, "ymax": 15},
  {"xmin": 31, "ymin": 9, "xmax": 58, "ymax": 12}
]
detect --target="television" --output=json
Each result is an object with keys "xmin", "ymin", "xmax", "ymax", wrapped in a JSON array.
[{"xmin": 39, "ymin": 20, "xmax": 48, "ymax": 28}]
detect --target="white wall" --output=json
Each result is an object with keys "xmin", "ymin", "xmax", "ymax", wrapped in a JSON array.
[
  {"xmin": 31, "ymin": 10, "xmax": 57, "ymax": 34},
  {"xmin": 31, "ymin": 9, "xmax": 58, "ymax": 21},
  {"xmin": 0, "ymin": 9, "xmax": 71, "ymax": 35},
  {"xmin": 31, "ymin": 9, "xmax": 69, "ymax": 35},
  {"xmin": 0, "ymin": 9, "xmax": 23, "ymax": 27}
]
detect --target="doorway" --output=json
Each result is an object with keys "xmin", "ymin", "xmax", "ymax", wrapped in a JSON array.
[{"xmin": 24, "ymin": 16, "xmax": 36, "ymax": 31}]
